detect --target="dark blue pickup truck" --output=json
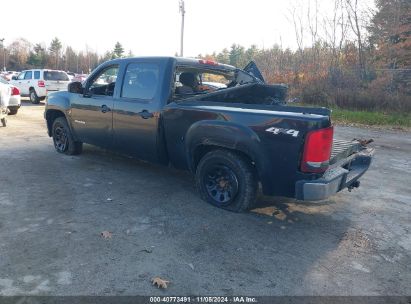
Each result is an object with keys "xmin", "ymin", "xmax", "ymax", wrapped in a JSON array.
[{"xmin": 44, "ymin": 57, "xmax": 373, "ymax": 212}]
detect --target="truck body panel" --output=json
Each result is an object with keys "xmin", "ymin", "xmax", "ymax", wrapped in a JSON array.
[{"xmin": 45, "ymin": 56, "xmax": 373, "ymax": 202}]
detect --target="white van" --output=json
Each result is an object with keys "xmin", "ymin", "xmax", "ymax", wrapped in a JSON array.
[{"xmin": 11, "ymin": 69, "xmax": 70, "ymax": 104}]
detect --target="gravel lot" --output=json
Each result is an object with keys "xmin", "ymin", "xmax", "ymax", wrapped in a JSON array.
[{"xmin": 0, "ymin": 102, "xmax": 410, "ymax": 296}]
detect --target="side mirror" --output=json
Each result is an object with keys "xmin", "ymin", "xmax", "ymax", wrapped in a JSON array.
[{"xmin": 68, "ymin": 81, "xmax": 84, "ymax": 94}]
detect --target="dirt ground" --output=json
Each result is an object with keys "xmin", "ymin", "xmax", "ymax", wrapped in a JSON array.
[{"xmin": 0, "ymin": 102, "xmax": 410, "ymax": 296}]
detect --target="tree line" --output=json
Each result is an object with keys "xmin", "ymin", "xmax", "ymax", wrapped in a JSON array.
[
  {"xmin": 1, "ymin": 0, "xmax": 409, "ymax": 113},
  {"xmin": 0, "ymin": 39, "xmax": 129, "ymax": 74},
  {"xmin": 200, "ymin": 0, "xmax": 411, "ymax": 113}
]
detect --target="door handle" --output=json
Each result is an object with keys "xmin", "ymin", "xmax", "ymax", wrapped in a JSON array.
[
  {"xmin": 101, "ymin": 105, "xmax": 111, "ymax": 113},
  {"xmin": 138, "ymin": 110, "xmax": 154, "ymax": 119}
]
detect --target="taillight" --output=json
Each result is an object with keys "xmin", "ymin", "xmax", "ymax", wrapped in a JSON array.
[
  {"xmin": 301, "ymin": 126, "xmax": 334, "ymax": 173},
  {"xmin": 38, "ymin": 80, "xmax": 45, "ymax": 87},
  {"xmin": 11, "ymin": 86, "xmax": 20, "ymax": 95}
]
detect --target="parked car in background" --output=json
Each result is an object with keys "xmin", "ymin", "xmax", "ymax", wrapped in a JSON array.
[
  {"xmin": 11, "ymin": 69, "xmax": 70, "ymax": 104},
  {"xmin": 72, "ymin": 74, "xmax": 88, "ymax": 83},
  {"xmin": 0, "ymin": 77, "xmax": 21, "ymax": 115},
  {"xmin": 1, "ymin": 71, "xmax": 19, "ymax": 81},
  {"xmin": 0, "ymin": 78, "xmax": 11, "ymax": 127},
  {"xmin": 66, "ymin": 72, "xmax": 75, "ymax": 81}
]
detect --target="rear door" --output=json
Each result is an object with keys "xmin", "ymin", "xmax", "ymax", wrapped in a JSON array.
[
  {"xmin": 43, "ymin": 70, "xmax": 70, "ymax": 92},
  {"xmin": 112, "ymin": 61, "xmax": 162, "ymax": 162},
  {"xmin": 70, "ymin": 64, "xmax": 120, "ymax": 148}
]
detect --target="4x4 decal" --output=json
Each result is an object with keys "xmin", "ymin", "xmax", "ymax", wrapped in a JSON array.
[{"xmin": 265, "ymin": 127, "xmax": 299, "ymax": 138}]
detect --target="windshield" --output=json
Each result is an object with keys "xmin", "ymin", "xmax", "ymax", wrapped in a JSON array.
[{"xmin": 44, "ymin": 71, "xmax": 69, "ymax": 81}]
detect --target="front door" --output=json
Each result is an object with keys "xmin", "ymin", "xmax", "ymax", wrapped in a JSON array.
[
  {"xmin": 13, "ymin": 71, "xmax": 28, "ymax": 95},
  {"xmin": 70, "ymin": 65, "xmax": 120, "ymax": 148},
  {"xmin": 112, "ymin": 62, "xmax": 161, "ymax": 162}
]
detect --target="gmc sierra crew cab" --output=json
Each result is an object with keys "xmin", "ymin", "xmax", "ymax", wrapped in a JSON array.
[{"xmin": 44, "ymin": 57, "xmax": 374, "ymax": 212}]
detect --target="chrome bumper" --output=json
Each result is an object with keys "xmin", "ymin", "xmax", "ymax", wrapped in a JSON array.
[{"xmin": 295, "ymin": 148, "xmax": 374, "ymax": 201}]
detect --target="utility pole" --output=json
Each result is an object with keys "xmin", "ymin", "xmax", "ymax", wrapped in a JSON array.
[
  {"xmin": 0, "ymin": 38, "xmax": 5, "ymax": 71},
  {"xmin": 179, "ymin": 0, "xmax": 185, "ymax": 57}
]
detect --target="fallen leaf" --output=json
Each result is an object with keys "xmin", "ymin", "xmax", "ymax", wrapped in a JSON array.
[
  {"xmin": 151, "ymin": 277, "xmax": 170, "ymax": 289},
  {"xmin": 101, "ymin": 231, "xmax": 112, "ymax": 239},
  {"xmin": 267, "ymin": 221, "xmax": 273, "ymax": 225},
  {"xmin": 251, "ymin": 206, "xmax": 277, "ymax": 216},
  {"xmin": 252, "ymin": 207, "xmax": 287, "ymax": 221},
  {"xmin": 187, "ymin": 263, "xmax": 194, "ymax": 270},
  {"xmin": 274, "ymin": 211, "xmax": 287, "ymax": 221},
  {"xmin": 140, "ymin": 248, "xmax": 153, "ymax": 253},
  {"xmin": 106, "ymin": 198, "xmax": 113, "ymax": 201}
]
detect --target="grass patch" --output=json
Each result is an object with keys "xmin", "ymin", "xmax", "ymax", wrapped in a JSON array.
[
  {"xmin": 330, "ymin": 108, "xmax": 411, "ymax": 128},
  {"xmin": 289, "ymin": 103, "xmax": 411, "ymax": 128}
]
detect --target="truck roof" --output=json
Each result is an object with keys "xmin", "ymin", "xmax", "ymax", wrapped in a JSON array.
[{"xmin": 105, "ymin": 56, "xmax": 237, "ymax": 71}]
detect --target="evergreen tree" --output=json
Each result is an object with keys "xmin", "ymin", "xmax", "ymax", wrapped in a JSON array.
[
  {"xmin": 112, "ymin": 42, "xmax": 124, "ymax": 58},
  {"xmin": 49, "ymin": 37, "xmax": 62, "ymax": 69}
]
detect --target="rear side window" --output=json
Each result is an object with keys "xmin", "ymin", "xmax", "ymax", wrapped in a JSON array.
[
  {"xmin": 121, "ymin": 63, "xmax": 159, "ymax": 100},
  {"xmin": 34, "ymin": 71, "xmax": 40, "ymax": 79},
  {"xmin": 44, "ymin": 71, "xmax": 69, "ymax": 81},
  {"xmin": 24, "ymin": 71, "xmax": 32, "ymax": 80}
]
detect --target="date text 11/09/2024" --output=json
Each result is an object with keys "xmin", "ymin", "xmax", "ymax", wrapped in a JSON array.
[{"xmin": 149, "ymin": 296, "xmax": 258, "ymax": 303}]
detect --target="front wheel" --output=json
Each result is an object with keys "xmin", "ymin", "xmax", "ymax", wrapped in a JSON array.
[
  {"xmin": 195, "ymin": 149, "xmax": 258, "ymax": 212},
  {"xmin": 52, "ymin": 117, "xmax": 83, "ymax": 155},
  {"xmin": 8, "ymin": 108, "xmax": 18, "ymax": 115}
]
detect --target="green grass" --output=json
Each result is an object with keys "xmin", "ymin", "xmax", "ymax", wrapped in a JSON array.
[
  {"xmin": 330, "ymin": 108, "xmax": 411, "ymax": 128},
  {"xmin": 290, "ymin": 103, "xmax": 411, "ymax": 128}
]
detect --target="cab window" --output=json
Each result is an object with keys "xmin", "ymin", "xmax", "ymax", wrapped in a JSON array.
[
  {"xmin": 24, "ymin": 71, "xmax": 33, "ymax": 80},
  {"xmin": 17, "ymin": 72, "xmax": 26, "ymax": 80},
  {"xmin": 88, "ymin": 65, "xmax": 119, "ymax": 96},
  {"xmin": 121, "ymin": 63, "xmax": 159, "ymax": 100}
]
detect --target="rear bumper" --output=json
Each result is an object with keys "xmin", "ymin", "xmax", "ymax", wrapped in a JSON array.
[{"xmin": 295, "ymin": 148, "xmax": 374, "ymax": 201}]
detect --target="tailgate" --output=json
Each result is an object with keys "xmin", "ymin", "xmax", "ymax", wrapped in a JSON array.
[
  {"xmin": 330, "ymin": 139, "xmax": 363, "ymax": 165},
  {"xmin": 45, "ymin": 81, "xmax": 70, "ymax": 91}
]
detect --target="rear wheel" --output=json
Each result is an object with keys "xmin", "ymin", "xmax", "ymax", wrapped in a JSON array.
[
  {"xmin": 8, "ymin": 108, "xmax": 18, "ymax": 115},
  {"xmin": 195, "ymin": 149, "xmax": 258, "ymax": 212},
  {"xmin": 30, "ymin": 89, "xmax": 40, "ymax": 104},
  {"xmin": 52, "ymin": 117, "xmax": 83, "ymax": 155}
]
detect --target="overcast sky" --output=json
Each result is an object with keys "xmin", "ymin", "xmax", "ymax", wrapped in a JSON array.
[{"xmin": 1, "ymin": 0, "xmax": 374, "ymax": 57}]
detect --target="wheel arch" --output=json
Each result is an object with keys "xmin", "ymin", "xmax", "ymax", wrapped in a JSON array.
[
  {"xmin": 185, "ymin": 120, "xmax": 265, "ymax": 180},
  {"xmin": 45, "ymin": 109, "xmax": 66, "ymax": 137}
]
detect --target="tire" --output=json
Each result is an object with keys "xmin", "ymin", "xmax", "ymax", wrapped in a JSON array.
[
  {"xmin": 195, "ymin": 149, "xmax": 258, "ymax": 212},
  {"xmin": 52, "ymin": 117, "xmax": 83, "ymax": 155},
  {"xmin": 1, "ymin": 117, "xmax": 6, "ymax": 127},
  {"xmin": 30, "ymin": 89, "xmax": 40, "ymax": 104},
  {"xmin": 8, "ymin": 109, "xmax": 18, "ymax": 115}
]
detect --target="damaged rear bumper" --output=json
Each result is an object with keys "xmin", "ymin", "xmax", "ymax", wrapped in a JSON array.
[{"xmin": 295, "ymin": 147, "xmax": 374, "ymax": 201}]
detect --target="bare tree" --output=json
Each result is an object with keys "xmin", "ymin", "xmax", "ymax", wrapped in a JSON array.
[
  {"xmin": 324, "ymin": 0, "xmax": 349, "ymax": 68},
  {"xmin": 346, "ymin": 0, "xmax": 368, "ymax": 76}
]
